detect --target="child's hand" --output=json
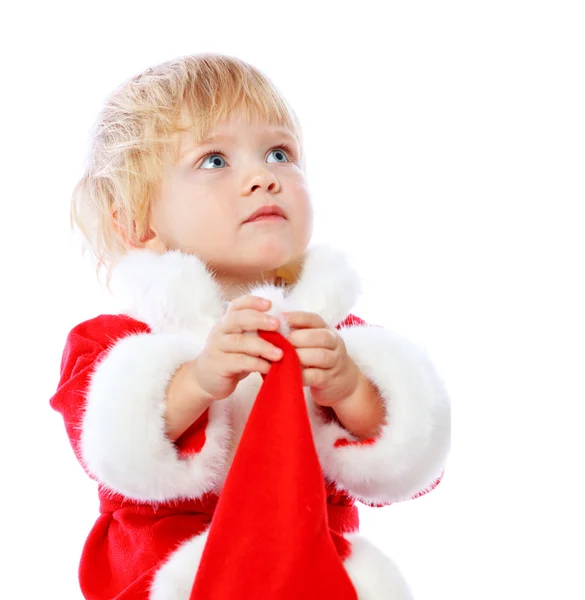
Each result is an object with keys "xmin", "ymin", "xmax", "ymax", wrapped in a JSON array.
[
  {"xmin": 282, "ymin": 311, "xmax": 360, "ymax": 407},
  {"xmin": 193, "ymin": 295, "xmax": 283, "ymax": 401}
]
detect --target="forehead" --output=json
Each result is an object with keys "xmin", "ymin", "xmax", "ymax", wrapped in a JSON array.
[
  {"xmin": 200, "ymin": 121, "xmax": 296, "ymax": 144},
  {"xmin": 176, "ymin": 113, "xmax": 299, "ymax": 160}
]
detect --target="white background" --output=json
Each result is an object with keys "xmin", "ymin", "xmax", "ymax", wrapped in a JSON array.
[{"xmin": 2, "ymin": 1, "xmax": 584, "ymax": 598}]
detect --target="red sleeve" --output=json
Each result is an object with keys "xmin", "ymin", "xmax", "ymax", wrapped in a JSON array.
[
  {"xmin": 336, "ymin": 313, "xmax": 367, "ymax": 328},
  {"xmin": 50, "ymin": 314, "xmax": 150, "ymax": 464}
]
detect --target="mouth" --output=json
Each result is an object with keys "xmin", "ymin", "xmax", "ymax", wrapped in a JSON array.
[{"xmin": 244, "ymin": 204, "xmax": 287, "ymax": 224}]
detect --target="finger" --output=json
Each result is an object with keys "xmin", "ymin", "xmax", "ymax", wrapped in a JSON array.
[
  {"xmin": 288, "ymin": 328, "xmax": 338, "ymax": 349},
  {"xmin": 282, "ymin": 311, "xmax": 327, "ymax": 330},
  {"xmin": 296, "ymin": 347, "xmax": 336, "ymax": 369},
  {"xmin": 302, "ymin": 367, "xmax": 328, "ymax": 389},
  {"xmin": 221, "ymin": 309, "xmax": 280, "ymax": 334},
  {"xmin": 220, "ymin": 333, "xmax": 283, "ymax": 362},
  {"xmin": 226, "ymin": 294, "xmax": 272, "ymax": 314},
  {"xmin": 225, "ymin": 353, "xmax": 273, "ymax": 376}
]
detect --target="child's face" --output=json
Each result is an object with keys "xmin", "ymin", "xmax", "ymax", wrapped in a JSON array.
[{"xmin": 146, "ymin": 110, "xmax": 313, "ymax": 280}]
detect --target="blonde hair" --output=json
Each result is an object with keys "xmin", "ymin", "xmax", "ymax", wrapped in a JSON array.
[{"xmin": 70, "ymin": 53, "xmax": 304, "ymax": 281}]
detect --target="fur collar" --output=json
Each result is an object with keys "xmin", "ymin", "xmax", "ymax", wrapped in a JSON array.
[{"xmin": 109, "ymin": 244, "xmax": 362, "ymax": 337}]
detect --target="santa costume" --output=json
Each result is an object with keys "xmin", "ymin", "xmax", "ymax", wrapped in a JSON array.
[{"xmin": 50, "ymin": 244, "xmax": 451, "ymax": 599}]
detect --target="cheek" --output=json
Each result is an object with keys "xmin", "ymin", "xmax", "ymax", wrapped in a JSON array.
[
  {"xmin": 305, "ymin": 203, "xmax": 315, "ymax": 233},
  {"xmin": 286, "ymin": 176, "xmax": 311, "ymax": 210},
  {"xmin": 302, "ymin": 207, "xmax": 315, "ymax": 245},
  {"xmin": 153, "ymin": 177, "xmax": 222, "ymax": 240},
  {"xmin": 292, "ymin": 183, "xmax": 314, "ymax": 231},
  {"xmin": 154, "ymin": 196, "xmax": 199, "ymax": 238}
]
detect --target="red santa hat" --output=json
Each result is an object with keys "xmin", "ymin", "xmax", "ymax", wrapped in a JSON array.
[{"xmin": 189, "ymin": 329, "xmax": 358, "ymax": 599}]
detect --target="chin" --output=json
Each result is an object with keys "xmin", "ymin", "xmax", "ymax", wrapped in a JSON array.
[{"xmin": 249, "ymin": 240, "xmax": 299, "ymax": 269}]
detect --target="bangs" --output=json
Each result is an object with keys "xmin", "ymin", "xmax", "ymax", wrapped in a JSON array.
[{"xmin": 174, "ymin": 57, "xmax": 302, "ymax": 157}]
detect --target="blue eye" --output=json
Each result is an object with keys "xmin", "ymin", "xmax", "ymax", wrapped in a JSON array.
[
  {"xmin": 267, "ymin": 148, "xmax": 290, "ymax": 163},
  {"xmin": 199, "ymin": 152, "xmax": 226, "ymax": 170},
  {"xmin": 197, "ymin": 144, "xmax": 293, "ymax": 170}
]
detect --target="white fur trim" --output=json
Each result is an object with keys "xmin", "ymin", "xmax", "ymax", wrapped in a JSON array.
[
  {"xmin": 245, "ymin": 244, "xmax": 361, "ymax": 335},
  {"xmin": 217, "ymin": 372, "xmax": 264, "ymax": 489},
  {"xmin": 344, "ymin": 534, "xmax": 414, "ymax": 600},
  {"xmin": 152, "ymin": 530, "xmax": 414, "ymax": 600},
  {"xmin": 110, "ymin": 244, "xmax": 361, "ymax": 335},
  {"xmin": 311, "ymin": 325, "xmax": 451, "ymax": 505},
  {"xmin": 80, "ymin": 332, "xmax": 231, "ymax": 502},
  {"xmin": 150, "ymin": 530, "xmax": 209, "ymax": 600},
  {"xmin": 110, "ymin": 249, "xmax": 225, "ymax": 336},
  {"xmin": 244, "ymin": 282, "xmax": 294, "ymax": 336},
  {"xmin": 283, "ymin": 244, "xmax": 361, "ymax": 328}
]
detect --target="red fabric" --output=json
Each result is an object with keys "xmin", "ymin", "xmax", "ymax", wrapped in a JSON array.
[
  {"xmin": 190, "ymin": 330, "xmax": 358, "ymax": 600},
  {"xmin": 176, "ymin": 409, "xmax": 209, "ymax": 456},
  {"xmin": 50, "ymin": 315, "xmax": 151, "ymax": 469},
  {"xmin": 50, "ymin": 315, "xmax": 219, "ymax": 599},
  {"xmin": 51, "ymin": 312, "xmax": 442, "ymax": 598},
  {"xmin": 51, "ymin": 316, "xmax": 361, "ymax": 599},
  {"xmin": 334, "ymin": 437, "xmax": 377, "ymax": 448},
  {"xmin": 337, "ymin": 313, "xmax": 367, "ymax": 328},
  {"xmin": 80, "ymin": 492, "xmax": 217, "ymax": 599}
]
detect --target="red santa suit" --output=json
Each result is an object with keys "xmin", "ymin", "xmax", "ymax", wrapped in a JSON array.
[{"xmin": 50, "ymin": 244, "xmax": 451, "ymax": 599}]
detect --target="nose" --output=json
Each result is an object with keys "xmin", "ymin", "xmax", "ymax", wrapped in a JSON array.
[{"xmin": 243, "ymin": 167, "xmax": 281, "ymax": 195}]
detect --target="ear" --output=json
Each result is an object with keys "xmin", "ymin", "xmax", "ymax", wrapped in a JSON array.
[
  {"xmin": 111, "ymin": 208, "xmax": 162, "ymax": 250},
  {"xmin": 140, "ymin": 230, "xmax": 167, "ymax": 253}
]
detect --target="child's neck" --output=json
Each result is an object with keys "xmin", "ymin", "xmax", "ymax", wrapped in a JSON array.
[{"xmin": 215, "ymin": 268, "xmax": 283, "ymax": 301}]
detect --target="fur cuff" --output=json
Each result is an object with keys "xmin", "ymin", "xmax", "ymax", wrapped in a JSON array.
[
  {"xmin": 150, "ymin": 531, "xmax": 412, "ymax": 600},
  {"xmin": 150, "ymin": 530, "xmax": 209, "ymax": 600},
  {"xmin": 80, "ymin": 332, "xmax": 231, "ymax": 502},
  {"xmin": 311, "ymin": 325, "xmax": 451, "ymax": 505},
  {"xmin": 344, "ymin": 534, "xmax": 414, "ymax": 599}
]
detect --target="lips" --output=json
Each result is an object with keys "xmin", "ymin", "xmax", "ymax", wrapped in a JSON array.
[{"xmin": 244, "ymin": 204, "xmax": 286, "ymax": 223}]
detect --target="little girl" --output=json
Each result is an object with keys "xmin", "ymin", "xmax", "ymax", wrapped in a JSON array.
[{"xmin": 51, "ymin": 53, "xmax": 451, "ymax": 600}]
